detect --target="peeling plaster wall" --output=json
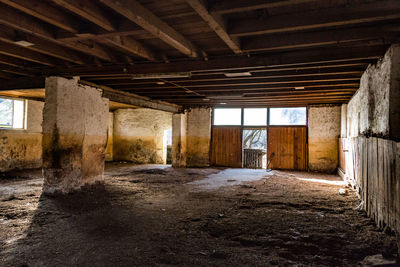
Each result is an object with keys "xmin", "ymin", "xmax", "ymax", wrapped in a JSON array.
[
  {"xmin": 105, "ymin": 112, "xmax": 113, "ymax": 161},
  {"xmin": 346, "ymin": 45, "xmax": 400, "ymax": 139},
  {"xmin": 113, "ymin": 108, "xmax": 172, "ymax": 164},
  {"xmin": 172, "ymin": 108, "xmax": 211, "ymax": 167},
  {"xmin": 43, "ymin": 77, "xmax": 109, "ymax": 193},
  {"xmin": 308, "ymin": 105, "xmax": 341, "ymax": 173},
  {"xmin": 186, "ymin": 108, "xmax": 211, "ymax": 167},
  {"xmin": 0, "ymin": 100, "xmax": 44, "ymax": 172},
  {"xmin": 172, "ymin": 112, "xmax": 187, "ymax": 167}
]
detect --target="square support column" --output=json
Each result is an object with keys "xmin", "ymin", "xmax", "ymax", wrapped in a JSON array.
[
  {"xmin": 42, "ymin": 77, "xmax": 109, "ymax": 194},
  {"xmin": 172, "ymin": 108, "xmax": 211, "ymax": 167}
]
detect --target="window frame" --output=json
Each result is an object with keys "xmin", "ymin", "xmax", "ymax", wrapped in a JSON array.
[
  {"xmin": 212, "ymin": 107, "xmax": 243, "ymax": 127},
  {"xmin": 212, "ymin": 106, "xmax": 308, "ymax": 127},
  {"xmin": 0, "ymin": 97, "xmax": 27, "ymax": 130},
  {"xmin": 268, "ymin": 107, "xmax": 308, "ymax": 127}
]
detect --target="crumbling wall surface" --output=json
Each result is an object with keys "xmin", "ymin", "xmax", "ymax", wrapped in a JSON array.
[
  {"xmin": 186, "ymin": 108, "xmax": 211, "ymax": 167},
  {"xmin": 308, "ymin": 105, "xmax": 341, "ymax": 173},
  {"xmin": 172, "ymin": 112, "xmax": 187, "ymax": 167},
  {"xmin": 105, "ymin": 112, "xmax": 113, "ymax": 161},
  {"xmin": 113, "ymin": 108, "xmax": 172, "ymax": 164},
  {"xmin": 347, "ymin": 45, "xmax": 399, "ymax": 138},
  {"xmin": 390, "ymin": 45, "xmax": 400, "ymax": 140},
  {"xmin": 43, "ymin": 77, "xmax": 109, "ymax": 193},
  {"xmin": 0, "ymin": 100, "xmax": 44, "ymax": 172}
]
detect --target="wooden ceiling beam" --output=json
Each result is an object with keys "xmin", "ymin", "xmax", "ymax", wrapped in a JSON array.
[
  {"xmin": 0, "ymin": 40, "xmax": 57, "ymax": 66},
  {"xmin": 242, "ymin": 24, "xmax": 400, "ymax": 52},
  {"xmin": 51, "ymin": 0, "xmax": 116, "ymax": 32},
  {"xmin": 49, "ymin": 0, "xmax": 159, "ymax": 61},
  {"xmin": 98, "ymin": 36, "xmax": 159, "ymax": 61},
  {"xmin": 49, "ymin": 45, "xmax": 385, "ymax": 76},
  {"xmin": 99, "ymin": 0, "xmax": 199, "ymax": 57},
  {"xmin": 0, "ymin": 28, "xmax": 90, "ymax": 64},
  {"xmin": 0, "ymin": 0, "xmax": 80, "ymax": 33},
  {"xmin": 112, "ymin": 75, "xmax": 361, "ymax": 89},
  {"xmin": 210, "ymin": 0, "xmax": 317, "ymax": 14},
  {"xmin": 121, "ymin": 82, "xmax": 360, "ymax": 92},
  {"xmin": 185, "ymin": 0, "xmax": 241, "ymax": 54},
  {"xmin": 99, "ymin": 69, "xmax": 364, "ymax": 85},
  {"xmin": 0, "ymin": 4, "xmax": 115, "ymax": 61},
  {"xmin": 230, "ymin": 0, "xmax": 400, "ymax": 37}
]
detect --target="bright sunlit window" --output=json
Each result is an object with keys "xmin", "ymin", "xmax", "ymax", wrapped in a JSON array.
[
  {"xmin": 213, "ymin": 108, "xmax": 241, "ymax": 125},
  {"xmin": 0, "ymin": 98, "xmax": 26, "ymax": 129},
  {"xmin": 269, "ymin": 107, "xmax": 306, "ymax": 125},
  {"xmin": 243, "ymin": 108, "xmax": 267, "ymax": 126}
]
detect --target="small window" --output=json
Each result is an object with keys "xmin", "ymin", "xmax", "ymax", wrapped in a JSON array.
[
  {"xmin": 244, "ymin": 108, "xmax": 267, "ymax": 126},
  {"xmin": 0, "ymin": 98, "xmax": 26, "ymax": 129},
  {"xmin": 269, "ymin": 107, "xmax": 306, "ymax": 126},
  {"xmin": 213, "ymin": 108, "xmax": 241, "ymax": 125}
]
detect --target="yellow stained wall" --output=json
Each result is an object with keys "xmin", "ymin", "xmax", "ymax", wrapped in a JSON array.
[
  {"xmin": 113, "ymin": 108, "xmax": 172, "ymax": 164},
  {"xmin": 308, "ymin": 105, "xmax": 341, "ymax": 173},
  {"xmin": 0, "ymin": 100, "xmax": 44, "ymax": 172}
]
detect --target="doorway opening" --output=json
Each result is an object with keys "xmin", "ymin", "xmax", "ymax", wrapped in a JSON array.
[{"xmin": 242, "ymin": 128, "xmax": 267, "ymax": 169}]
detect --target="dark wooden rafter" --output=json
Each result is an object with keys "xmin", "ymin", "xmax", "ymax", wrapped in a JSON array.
[
  {"xmin": 49, "ymin": 0, "xmax": 160, "ymax": 61},
  {"xmin": 0, "ymin": 4, "xmax": 115, "ymax": 61},
  {"xmin": 210, "ymin": 0, "xmax": 317, "ymax": 14},
  {"xmin": 229, "ymin": 0, "xmax": 400, "ymax": 37},
  {"xmin": 99, "ymin": 0, "xmax": 200, "ymax": 58},
  {"xmin": 185, "ymin": 0, "xmax": 241, "ymax": 54},
  {"xmin": 48, "ymin": 45, "xmax": 386, "ymax": 76}
]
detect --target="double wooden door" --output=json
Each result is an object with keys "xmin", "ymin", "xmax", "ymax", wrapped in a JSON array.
[{"xmin": 211, "ymin": 126, "xmax": 307, "ymax": 170}]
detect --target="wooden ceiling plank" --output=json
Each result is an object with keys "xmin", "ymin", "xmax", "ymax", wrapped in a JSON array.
[
  {"xmin": 99, "ymin": 36, "xmax": 159, "ymax": 61},
  {"xmin": 0, "ymin": 0, "xmax": 80, "ymax": 33},
  {"xmin": 211, "ymin": 0, "xmax": 317, "ymax": 14},
  {"xmin": 49, "ymin": 45, "xmax": 386, "ymax": 76},
  {"xmin": 242, "ymin": 24, "xmax": 400, "ymax": 52},
  {"xmin": 0, "ymin": 40, "xmax": 56, "ymax": 66},
  {"xmin": 185, "ymin": 0, "xmax": 241, "ymax": 54},
  {"xmin": 230, "ymin": 0, "xmax": 400, "ymax": 37},
  {"xmin": 0, "ymin": 4, "xmax": 114, "ymax": 61},
  {"xmin": 99, "ymin": 0, "xmax": 199, "ymax": 57},
  {"xmin": 51, "ymin": 0, "xmax": 116, "ymax": 31},
  {"xmin": 49, "ymin": 0, "xmax": 159, "ymax": 61}
]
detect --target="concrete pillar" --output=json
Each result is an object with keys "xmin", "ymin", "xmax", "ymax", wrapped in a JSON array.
[
  {"xmin": 172, "ymin": 107, "xmax": 211, "ymax": 167},
  {"xmin": 42, "ymin": 77, "xmax": 109, "ymax": 194},
  {"xmin": 172, "ymin": 112, "xmax": 187, "ymax": 167}
]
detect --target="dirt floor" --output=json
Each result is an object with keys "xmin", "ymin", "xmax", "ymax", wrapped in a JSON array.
[{"xmin": 0, "ymin": 163, "xmax": 398, "ymax": 266}]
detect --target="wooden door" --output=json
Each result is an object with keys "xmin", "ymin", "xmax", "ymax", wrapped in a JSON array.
[
  {"xmin": 267, "ymin": 127, "xmax": 307, "ymax": 170},
  {"xmin": 211, "ymin": 127, "xmax": 242, "ymax": 167}
]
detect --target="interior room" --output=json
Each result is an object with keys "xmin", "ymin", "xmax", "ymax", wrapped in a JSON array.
[{"xmin": 0, "ymin": 0, "xmax": 399, "ymax": 266}]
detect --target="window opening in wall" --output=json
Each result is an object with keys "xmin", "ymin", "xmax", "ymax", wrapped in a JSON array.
[
  {"xmin": 0, "ymin": 97, "xmax": 26, "ymax": 129},
  {"xmin": 269, "ymin": 107, "xmax": 306, "ymax": 126},
  {"xmin": 243, "ymin": 108, "xmax": 267, "ymax": 126},
  {"xmin": 213, "ymin": 108, "xmax": 241, "ymax": 125}
]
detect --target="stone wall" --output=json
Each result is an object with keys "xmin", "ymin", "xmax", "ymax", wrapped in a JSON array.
[
  {"xmin": 0, "ymin": 100, "xmax": 44, "ymax": 172},
  {"xmin": 113, "ymin": 108, "xmax": 172, "ymax": 164},
  {"xmin": 347, "ymin": 44, "xmax": 399, "ymax": 139},
  {"xmin": 308, "ymin": 105, "xmax": 341, "ymax": 173},
  {"xmin": 42, "ymin": 77, "xmax": 109, "ymax": 193}
]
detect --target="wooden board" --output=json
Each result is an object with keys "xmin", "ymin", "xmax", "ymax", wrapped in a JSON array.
[
  {"xmin": 267, "ymin": 127, "xmax": 307, "ymax": 170},
  {"xmin": 211, "ymin": 127, "xmax": 242, "ymax": 167}
]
